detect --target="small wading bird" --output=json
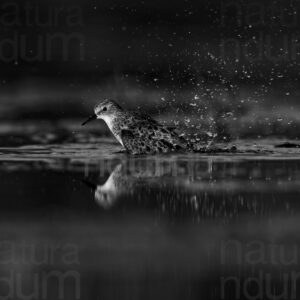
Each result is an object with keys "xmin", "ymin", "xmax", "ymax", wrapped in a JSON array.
[{"xmin": 82, "ymin": 99, "xmax": 189, "ymax": 154}]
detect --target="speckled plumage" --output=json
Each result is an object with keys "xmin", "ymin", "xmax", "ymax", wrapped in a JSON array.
[{"xmin": 87, "ymin": 99, "xmax": 188, "ymax": 154}]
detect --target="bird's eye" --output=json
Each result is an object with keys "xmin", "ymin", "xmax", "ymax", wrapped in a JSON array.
[{"xmin": 103, "ymin": 107, "xmax": 107, "ymax": 111}]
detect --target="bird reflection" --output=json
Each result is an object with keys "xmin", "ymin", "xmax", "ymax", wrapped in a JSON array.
[
  {"xmin": 83, "ymin": 162, "xmax": 180, "ymax": 209},
  {"xmin": 84, "ymin": 161, "xmax": 169, "ymax": 209},
  {"xmin": 82, "ymin": 159, "xmax": 296, "ymax": 217},
  {"xmin": 82, "ymin": 175, "xmax": 119, "ymax": 209},
  {"xmin": 94, "ymin": 164, "xmax": 123, "ymax": 209}
]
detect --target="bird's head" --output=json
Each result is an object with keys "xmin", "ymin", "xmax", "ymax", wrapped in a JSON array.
[{"xmin": 82, "ymin": 99, "xmax": 123, "ymax": 126}]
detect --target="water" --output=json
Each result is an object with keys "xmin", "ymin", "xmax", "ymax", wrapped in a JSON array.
[{"xmin": 1, "ymin": 123, "xmax": 300, "ymax": 300}]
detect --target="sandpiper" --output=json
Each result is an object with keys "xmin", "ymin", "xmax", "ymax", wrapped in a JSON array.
[{"xmin": 82, "ymin": 99, "xmax": 188, "ymax": 154}]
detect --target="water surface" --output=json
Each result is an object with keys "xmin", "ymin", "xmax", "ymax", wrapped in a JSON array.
[{"xmin": 1, "ymin": 123, "xmax": 300, "ymax": 300}]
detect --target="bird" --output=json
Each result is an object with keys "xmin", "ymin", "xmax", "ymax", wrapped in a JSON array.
[{"xmin": 82, "ymin": 99, "xmax": 189, "ymax": 154}]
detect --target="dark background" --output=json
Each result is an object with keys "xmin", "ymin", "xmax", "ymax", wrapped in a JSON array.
[
  {"xmin": 1, "ymin": 3, "xmax": 300, "ymax": 299},
  {"xmin": 1, "ymin": 0, "xmax": 300, "ymax": 139}
]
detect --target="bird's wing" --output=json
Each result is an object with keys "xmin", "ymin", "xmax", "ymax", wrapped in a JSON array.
[
  {"xmin": 121, "ymin": 123, "xmax": 187, "ymax": 155},
  {"xmin": 120, "ymin": 130, "xmax": 141, "ymax": 154},
  {"xmin": 130, "ymin": 112, "xmax": 159, "ymax": 124}
]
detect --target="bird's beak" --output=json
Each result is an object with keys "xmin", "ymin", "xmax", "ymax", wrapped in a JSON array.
[{"xmin": 82, "ymin": 114, "xmax": 97, "ymax": 126}]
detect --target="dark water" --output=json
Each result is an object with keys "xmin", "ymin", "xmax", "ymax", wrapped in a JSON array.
[{"xmin": 1, "ymin": 125, "xmax": 300, "ymax": 300}]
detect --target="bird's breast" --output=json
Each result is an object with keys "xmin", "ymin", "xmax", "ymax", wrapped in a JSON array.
[{"xmin": 101, "ymin": 115, "xmax": 124, "ymax": 146}]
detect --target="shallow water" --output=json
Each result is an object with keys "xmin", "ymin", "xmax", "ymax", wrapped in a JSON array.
[{"xmin": 1, "ymin": 123, "xmax": 300, "ymax": 300}]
